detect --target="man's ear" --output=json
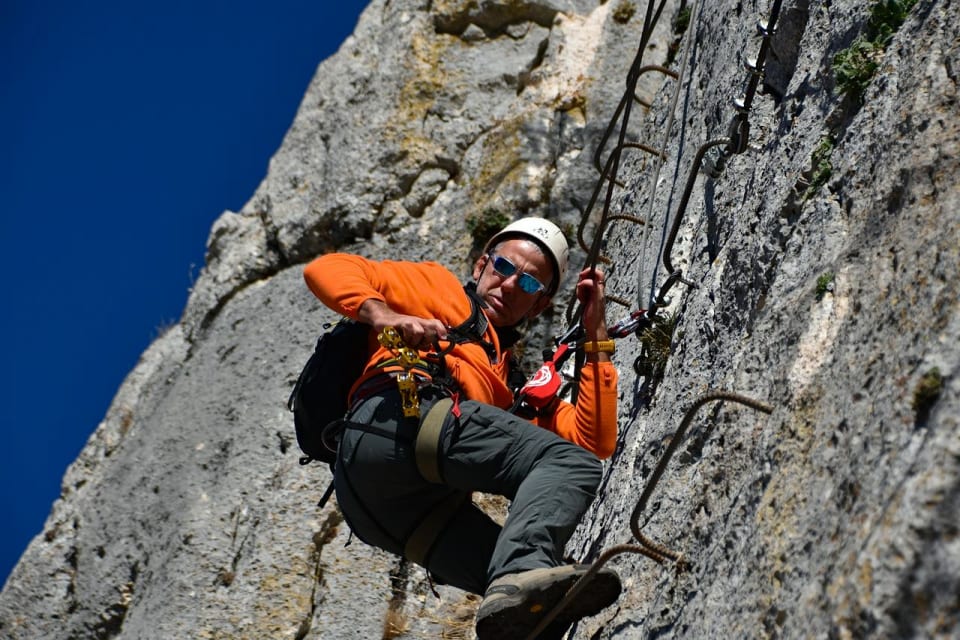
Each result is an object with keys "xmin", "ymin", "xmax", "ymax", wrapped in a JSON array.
[{"xmin": 472, "ymin": 254, "xmax": 488, "ymax": 282}]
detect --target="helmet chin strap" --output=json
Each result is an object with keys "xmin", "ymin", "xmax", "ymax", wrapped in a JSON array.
[{"xmin": 472, "ymin": 254, "xmax": 491, "ymax": 297}]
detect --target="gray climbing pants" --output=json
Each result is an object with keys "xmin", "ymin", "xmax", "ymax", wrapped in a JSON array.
[{"xmin": 333, "ymin": 387, "xmax": 602, "ymax": 595}]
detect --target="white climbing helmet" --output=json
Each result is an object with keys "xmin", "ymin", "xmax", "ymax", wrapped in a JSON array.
[{"xmin": 484, "ymin": 217, "xmax": 569, "ymax": 294}]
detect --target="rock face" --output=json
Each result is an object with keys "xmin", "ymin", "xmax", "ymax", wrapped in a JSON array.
[{"xmin": 2, "ymin": 0, "xmax": 957, "ymax": 638}]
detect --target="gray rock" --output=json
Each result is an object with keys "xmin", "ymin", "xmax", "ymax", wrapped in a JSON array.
[{"xmin": 2, "ymin": 0, "xmax": 957, "ymax": 639}]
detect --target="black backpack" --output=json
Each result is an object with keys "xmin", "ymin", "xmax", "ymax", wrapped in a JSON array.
[{"xmin": 287, "ymin": 318, "xmax": 372, "ymax": 467}]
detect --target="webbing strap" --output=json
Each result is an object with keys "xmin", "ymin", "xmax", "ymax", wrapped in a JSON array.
[
  {"xmin": 404, "ymin": 491, "xmax": 467, "ymax": 566},
  {"xmin": 415, "ymin": 397, "xmax": 453, "ymax": 484}
]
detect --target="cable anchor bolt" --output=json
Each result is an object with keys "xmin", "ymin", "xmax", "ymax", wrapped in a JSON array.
[
  {"xmin": 701, "ymin": 146, "xmax": 728, "ymax": 178},
  {"xmin": 756, "ymin": 18, "xmax": 777, "ymax": 37}
]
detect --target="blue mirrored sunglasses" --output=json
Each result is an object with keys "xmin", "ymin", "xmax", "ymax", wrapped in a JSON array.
[{"xmin": 489, "ymin": 254, "xmax": 546, "ymax": 294}]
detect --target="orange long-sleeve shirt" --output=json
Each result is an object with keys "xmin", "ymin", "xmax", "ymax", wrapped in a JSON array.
[{"xmin": 304, "ymin": 254, "xmax": 618, "ymax": 458}]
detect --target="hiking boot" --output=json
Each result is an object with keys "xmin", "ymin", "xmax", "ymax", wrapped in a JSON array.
[{"xmin": 475, "ymin": 564, "xmax": 622, "ymax": 640}]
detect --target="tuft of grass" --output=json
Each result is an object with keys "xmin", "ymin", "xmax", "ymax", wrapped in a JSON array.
[
  {"xmin": 382, "ymin": 608, "xmax": 410, "ymax": 639},
  {"xmin": 912, "ymin": 368, "xmax": 943, "ymax": 422},
  {"xmin": 815, "ymin": 271, "xmax": 835, "ymax": 300}
]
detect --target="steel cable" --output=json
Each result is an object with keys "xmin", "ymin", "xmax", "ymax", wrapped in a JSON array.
[
  {"xmin": 513, "ymin": 1, "xmax": 789, "ymax": 635},
  {"xmin": 636, "ymin": 0, "xmax": 702, "ymax": 313}
]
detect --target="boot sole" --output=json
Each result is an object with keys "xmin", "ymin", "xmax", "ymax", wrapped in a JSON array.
[{"xmin": 476, "ymin": 567, "xmax": 621, "ymax": 639}]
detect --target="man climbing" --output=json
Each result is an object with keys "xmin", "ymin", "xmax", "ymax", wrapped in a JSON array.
[{"xmin": 303, "ymin": 217, "xmax": 621, "ymax": 639}]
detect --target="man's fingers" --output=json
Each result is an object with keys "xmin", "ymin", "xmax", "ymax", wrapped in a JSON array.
[{"xmin": 396, "ymin": 318, "xmax": 449, "ymax": 349}]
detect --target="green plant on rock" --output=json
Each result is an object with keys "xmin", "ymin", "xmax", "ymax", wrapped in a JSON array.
[
  {"xmin": 466, "ymin": 207, "xmax": 511, "ymax": 249},
  {"xmin": 912, "ymin": 367, "xmax": 943, "ymax": 422},
  {"xmin": 635, "ymin": 313, "xmax": 678, "ymax": 382},
  {"xmin": 833, "ymin": 38, "xmax": 884, "ymax": 99},
  {"xmin": 674, "ymin": 5, "xmax": 691, "ymax": 34},
  {"xmin": 612, "ymin": 0, "xmax": 636, "ymax": 24},
  {"xmin": 868, "ymin": 0, "xmax": 919, "ymax": 43},
  {"xmin": 815, "ymin": 271, "xmax": 835, "ymax": 300},
  {"xmin": 558, "ymin": 222, "xmax": 577, "ymax": 252},
  {"xmin": 666, "ymin": 4, "xmax": 692, "ymax": 65},
  {"xmin": 832, "ymin": 0, "xmax": 918, "ymax": 99},
  {"xmin": 804, "ymin": 135, "xmax": 835, "ymax": 200}
]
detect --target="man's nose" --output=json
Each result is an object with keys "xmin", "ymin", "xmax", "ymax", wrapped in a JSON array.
[{"xmin": 500, "ymin": 273, "xmax": 520, "ymax": 293}]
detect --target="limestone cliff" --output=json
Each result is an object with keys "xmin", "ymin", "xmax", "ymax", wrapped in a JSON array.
[{"xmin": 2, "ymin": 1, "xmax": 956, "ymax": 638}]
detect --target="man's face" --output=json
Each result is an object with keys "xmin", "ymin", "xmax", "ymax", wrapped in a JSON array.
[{"xmin": 472, "ymin": 238, "xmax": 554, "ymax": 327}]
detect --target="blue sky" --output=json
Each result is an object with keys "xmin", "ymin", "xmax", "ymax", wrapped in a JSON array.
[{"xmin": 0, "ymin": 0, "xmax": 369, "ymax": 586}]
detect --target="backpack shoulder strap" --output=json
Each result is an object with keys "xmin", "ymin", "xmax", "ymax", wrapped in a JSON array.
[{"xmin": 450, "ymin": 284, "xmax": 497, "ymax": 361}]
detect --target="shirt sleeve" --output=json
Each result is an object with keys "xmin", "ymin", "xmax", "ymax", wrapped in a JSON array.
[
  {"xmin": 303, "ymin": 253, "xmax": 389, "ymax": 320},
  {"xmin": 537, "ymin": 361, "xmax": 619, "ymax": 459}
]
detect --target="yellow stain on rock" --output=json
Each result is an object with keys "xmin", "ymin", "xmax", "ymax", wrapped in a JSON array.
[
  {"xmin": 247, "ymin": 543, "xmax": 319, "ymax": 637},
  {"xmin": 387, "ymin": 29, "xmax": 456, "ymax": 170},
  {"xmin": 386, "ymin": 2, "xmax": 616, "ymax": 217}
]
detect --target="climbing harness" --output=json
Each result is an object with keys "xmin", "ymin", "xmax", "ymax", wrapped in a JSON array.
[
  {"xmin": 375, "ymin": 323, "xmax": 477, "ymax": 486},
  {"xmin": 415, "ymin": 397, "xmax": 455, "ymax": 484},
  {"xmin": 369, "ymin": 327, "xmax": 472, "ymax": 569},
  {"xmin": 404, "ymin": 490, "xmax": 468, "ymax": 566}
]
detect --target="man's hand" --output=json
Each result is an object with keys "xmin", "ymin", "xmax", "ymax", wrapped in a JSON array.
[
  {"xmin": 358, "ymin": 299, "xmax": 448, "ymax": 350},
  {"xmin": 576, "ymin": 267, "xmax": 612, "ymax": 362}
]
